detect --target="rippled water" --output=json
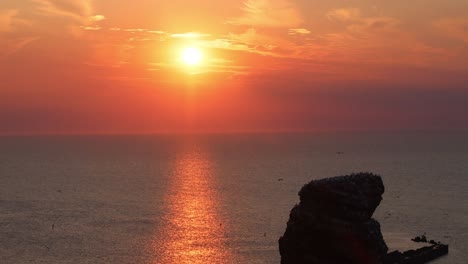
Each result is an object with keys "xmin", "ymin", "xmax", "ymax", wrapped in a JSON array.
[{"xmin": 0, "ymin": 132, "xmax": 467, "ymax": 263}]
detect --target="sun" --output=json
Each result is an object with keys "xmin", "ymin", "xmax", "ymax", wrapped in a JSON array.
[{"xmin": 181, "ymin": 47, "xmax": 203, "ymax": 66}]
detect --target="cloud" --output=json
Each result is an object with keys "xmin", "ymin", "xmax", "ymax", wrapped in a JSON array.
[
  {"xmin": 347, "ymin": 16, "xmax": 400, "ymax": 34},
  {"xmin": 229, "ymin": 0, "xmax": 303, "ymax": 28},
  {"xmin": 89, "ymin": 15, "xmax": 105, "ymax": 22},
  {"xmin": 434, "ymin": 17, "xmax": 468, "ymax": 43},
  {"xmin": 0, "ymin": 9, "xmax": 17, "ymax": 32},
  {"xmin": 222, "ymin": 28, "xmax": 293, "ymax": 57},
  {"xmin": 81, "ymin": 25, "xmax": 101, "ymax": 31},
  {"xmin": 289, "ymin": 28, "xmax": 311, "ymax": 35},
  {"xmin": 171, "ymin": 32, "xmax": 211, "ymax": 39},
  {"xmin": 84, "ymin": 25, "xmax": 288, "ymax": 75},
  {"xmin": 0, "ymin": 9, "xmax": 35, "ymax": 56},
  {"xmin": 269, "ymin": 8, "xmax": 452, "ymax": 73},
  {"xmin": 327, "ymin": 8, "xmax": 361, "ymax": 22},
  {"xmin": 199, "ymin": 38, "xmax": 251, "ymax": 52},
  {"xmin": 326, "ymin": 8, "xmax": 399, "ymax": 32},
  {"xmin": 0, "ymin": 9, "xmax": 30, "ymax": 32},
  {"xmin": 0, "ymin": 37, "xmax": 38, "ymax": 57},
  {"xmin": 31, "ymin": 0, "xmax": 93, "ymax": 23}
]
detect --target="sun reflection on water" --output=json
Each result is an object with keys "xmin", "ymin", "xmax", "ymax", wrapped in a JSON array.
[{"xmin": 151, "ymin": 144, "xmax": 232, "ymax": 263}]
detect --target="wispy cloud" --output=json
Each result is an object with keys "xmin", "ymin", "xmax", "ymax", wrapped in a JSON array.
[
  {"xmin": 107, "ymin": 28, "xmax": 164, "ymax": 34},
  {"xmin": 0, "ymin": 9, "xmax": 17, "ymax": 32},
  {"xmin": 289, "ymin": 28, "xmax": 311, "ymax": 35},
  {"xmin": 229, "ymin": 0, "xmax": 303, "ymax": 28},
  {"xmin": 0, "ymin": 37, "xmax": 38, "ymax": 57},
  {"xmin": 81, "ymin": 25, "xmax": 101, "ymax": 31},
  {"xmin": 147, "ymin": 59, "xmax": 251, "ymax": 76},
  {"xmin": 89, "ymin": 15, "xmax": 105, "ymax": 22},
  {"xmin": 31, "ymin": 0, "xmax": 94, "ymax": 23},
  {"xmin": 0, "ymin": 9, "xmax": 36, "ymax": 56},
  {"xmin": 84, "ymin": 25, "xmax": 284, "ymax": 59},
  {"xmin": 434, "ymin": 17, "xmax": 468, "ymax": 43},
  {"xmin": 347, "ymin": 16, "xmax": 400, "ymax": 34},
  {"xmin": 198, "ymin": 38, "xmax": 249, "ymax": 52},
  {"xmin": 171, "ymin": 32, "xmax": 211, "ymax": 39},
  {"xmin": 0, "ymin": 9, "xmax": 31, "ymax": 32},
  {"xmin": 326, "ymin": 8, "xmax": 400, "ymax": 33},
  {"xmin": 220, "ymin": 28, "xmax": 293, "ymax": 57},
  {"xmin": 327, "ymin": 8, "xmax": 361, "ymax": 22}
]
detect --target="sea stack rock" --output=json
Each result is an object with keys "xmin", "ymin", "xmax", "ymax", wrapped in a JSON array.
[{"xmin": 279, "ymin": 173, "xmax": 388, "ymax": 264}]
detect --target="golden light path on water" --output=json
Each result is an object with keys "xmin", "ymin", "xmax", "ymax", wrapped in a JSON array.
[{"xmin": 151, "ymin": 143, "xmax": 233, "ymax": 263}]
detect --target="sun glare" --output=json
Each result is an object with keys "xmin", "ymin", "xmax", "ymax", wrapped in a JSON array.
[{"xmin": 181, "ymin": 47, "xmax": 203, "ymax": 66}]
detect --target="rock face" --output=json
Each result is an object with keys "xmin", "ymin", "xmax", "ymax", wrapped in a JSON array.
[
  {"xmin": 279, "ymin": 172, "xmax": 449, "ymax": 264},
  {"xmin": 279, "ymin": 173, "xmax": 388, "ymax": 264}
]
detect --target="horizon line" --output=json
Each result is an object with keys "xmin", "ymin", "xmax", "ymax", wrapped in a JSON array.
[{"xmin": 1, "ymin": 128, "xmax": 468, "ymax": 137}]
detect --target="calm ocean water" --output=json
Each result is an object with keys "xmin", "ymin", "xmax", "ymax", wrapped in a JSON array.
[{"xmin": 1, "ymin": 132, "xmax": 467, "ymax": 263}]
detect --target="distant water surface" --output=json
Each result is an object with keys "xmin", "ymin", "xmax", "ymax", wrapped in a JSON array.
[{"xmin": 0, "ymin": 132, "xmax": 467, "ymax": 263}]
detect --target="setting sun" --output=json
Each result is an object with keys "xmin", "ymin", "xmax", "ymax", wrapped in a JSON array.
[{"xmin": 181, "ymin": 47, "xmax": 203, "ymax": 66}]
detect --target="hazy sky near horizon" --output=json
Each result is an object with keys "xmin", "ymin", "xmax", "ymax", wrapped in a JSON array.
[{"xmin": 1, "ymin": 0, "xmax": 468, "ymax": 133}]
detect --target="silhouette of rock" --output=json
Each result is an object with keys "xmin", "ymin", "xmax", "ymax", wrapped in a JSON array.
[
  {"xmin": 384, "ymin": 243, "xmax": 448, "ymax": 264},
  {"xmin": 385, "ymin": 235, "xmax": 448, "ymax": 264},
  {"xmin": 279, "ymin": 173, "xmax": 388, "ymax": 264},
  {"xmin": 279, "ymin": 173, "xmax": 448, "ymax": 264},
  {"xmin": 411, "ymin": 235, "xmax": 427, "ymax": 243}
]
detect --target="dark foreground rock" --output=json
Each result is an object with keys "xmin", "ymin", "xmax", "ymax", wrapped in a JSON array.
[
  {"xmin": 279, "ymin": 173, "xmax": 448, "ymax": 264},
  {"xmin": 385, "ymin": 243, "xmax": 449, "ymax": 264}
]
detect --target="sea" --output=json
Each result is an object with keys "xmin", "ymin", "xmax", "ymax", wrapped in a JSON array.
[{"xmin": 1, "ymin": 132, "xmax": 467, "ymax": 263}]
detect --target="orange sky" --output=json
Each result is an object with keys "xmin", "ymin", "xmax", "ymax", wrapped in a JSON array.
[{"xmin": 1, "ymin": 0, "xmax": 468, "ymax": 134}]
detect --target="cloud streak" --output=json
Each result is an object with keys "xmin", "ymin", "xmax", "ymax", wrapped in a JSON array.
[
  {"xmin": 0, "ymin": 9, "xmax": 31, "ymax": 32},
  {"xmin": 434, "ymin": 17, "xmax": 468, "ymax": 43},
  {"xmin": 31, "ymin": 0, "xmax": 94, "ymax": 23},
  {"xmin": 289, "ymin": 28, "xmax": 311, "ymax": 35},
  {"xmin": 0, "ymin": 9, "xmax": 17, "ymax": 32},
  {"xmin": 0, "ymin": 37, "xmax": 38, "ymax": 57},
  {"xmin": 327, "ymin": 8, "xmax": 361, "ymax": 22},
  {"xmin": 229, "ymin": 0, "xmax": 303, "ymax": 28}
]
